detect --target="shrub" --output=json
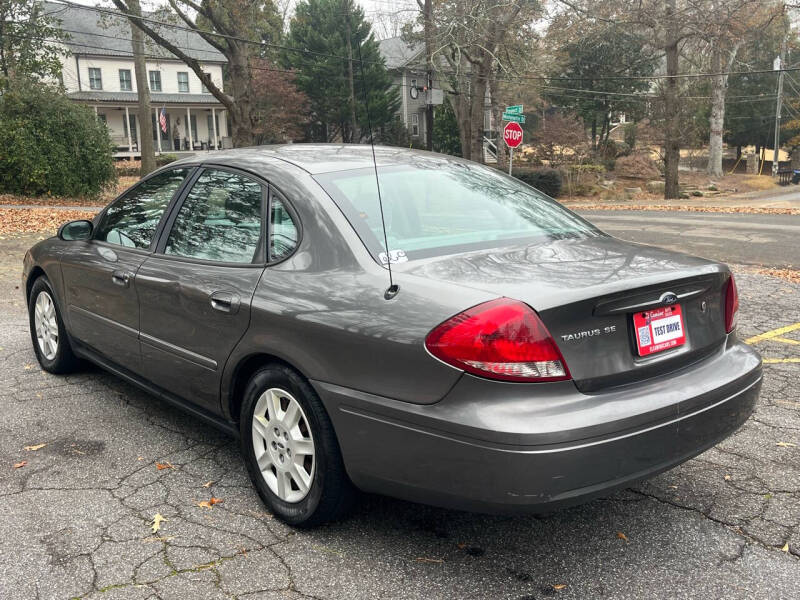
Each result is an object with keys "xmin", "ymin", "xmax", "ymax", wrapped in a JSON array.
[
  {"xmin": 0, "ymin": 80, "xmax": 115, "ymax": 197},
  {"xmin": 623, "ymin": 122, "xmax": 637, "ymax": 150},
  {"xmin": 563, "ymin": 163, "xmax": 605, "ymax": 196},
  {"xmin": 515, "ymin": 168, "xmax": 563, "ymax": 198},
  {"xmin": 614, "ymin": 153, "xmax": 660, "ymax": 179},
  {"xmin": 156, "ymin": 154, "xmax": 178, "ymax": 167}
]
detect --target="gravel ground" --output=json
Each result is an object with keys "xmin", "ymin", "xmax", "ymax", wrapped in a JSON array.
[{"xmin": 0, "ymin": 233, "xmax": 798, "ymax": 600}]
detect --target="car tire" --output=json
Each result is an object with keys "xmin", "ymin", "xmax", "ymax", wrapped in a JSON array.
[
  {"xmin": 28, "ymin": 276, "xmax": 80, "ymax": 374},
  {"xmin": 240, "ymin": 364, "xmax": 355, "ymax": 527}
]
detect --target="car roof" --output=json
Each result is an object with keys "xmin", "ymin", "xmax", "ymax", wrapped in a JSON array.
[{"xmin": 170, "ymin": 144, "xmax": 460, "ymax": 175}]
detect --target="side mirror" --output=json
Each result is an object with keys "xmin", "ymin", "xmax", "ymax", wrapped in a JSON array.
[{"xmin": 58, "ymin": 220, "xmax": 93, "ymax": 241}]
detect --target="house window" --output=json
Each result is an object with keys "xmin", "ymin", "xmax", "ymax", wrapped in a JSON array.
[
  {"xmin": 119, "ymin": 69, "xmax": 132, "ymax": 91},
  {"xmin": 88, "ymin": 68, "xmax": 102, "ymax": 90},
  {"xmin": 177, "ymin": 72, "xmax": 189, "ymax": 93},
  {"xmin": 411, "ymin": 113, "xmax": 419, "ymax": 136},
  {"xmin": 149, "ymin": 70, "xmax": 162, "ymax": 92}
]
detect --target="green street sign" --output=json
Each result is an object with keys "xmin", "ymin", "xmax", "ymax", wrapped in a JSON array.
[
  {"xmin": 504, "ymin": 105, "xmax": 523, "ymax": 115},
  {"xmin": 502, "ymin": 113, "xmax": 526, "ymax": 123}
]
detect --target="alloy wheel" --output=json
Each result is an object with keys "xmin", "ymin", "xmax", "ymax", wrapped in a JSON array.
[
  {"xmin": 251, "ymin": 387, "xmax": 315, "ymax": 503},
  {"xmin": 34, "ymin": 291, "xmax": 58, "ymax": 361}
]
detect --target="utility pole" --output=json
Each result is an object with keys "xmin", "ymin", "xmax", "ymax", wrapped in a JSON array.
[
  {"xmin": 772, "ymin": 37, "xmax": 787, "ymax": 177},
  {"xmin": 423, "ymin": 0, "xmax": 433, "ymax": 151},
  {"xmin": 344, "ymin": 1, "xmax": 359, "ymax": 143}
]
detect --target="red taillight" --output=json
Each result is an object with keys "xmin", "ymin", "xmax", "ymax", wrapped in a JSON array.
[
  {"xmin": 724, "ymin": 273, "xmax": 739, "ymax": 333},
  {"xmin": 425, "ymin": 298, "xmax": 571, "ymax": 382}
]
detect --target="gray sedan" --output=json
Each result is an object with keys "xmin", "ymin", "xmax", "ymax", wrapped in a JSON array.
[{"xmin": 22, "ymin": 145, "xmax": 762, "ymax": 527}]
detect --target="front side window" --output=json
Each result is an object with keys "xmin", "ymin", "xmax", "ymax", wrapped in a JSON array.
[
  {"xmin": 149, "ymin": 70, "xmax": 162, "ymax": 92},
  {"xmin": 95, "ymin": 169, "xmax": 189, "ymax": 249},
  {"xmin": 165, "ymin": 169, "xmax": 263, "ymax": 263},
  {"xmin": 270, "ymin": 192, "xmax": 298, "ymax": 261},
  {"xmin": 315, "ymin": 162, "xmax": 600, "ymax": 262},
  {"xmin": 119, "ymin": 69, "xmax": 132, "ymax": 91},
  {"xmin": 88, "ymin": 68, "xmax": 102, "ymax": 90},
  {"xmin": 177, "ymin": 72, "xmax": 189, "ymax": 93}
]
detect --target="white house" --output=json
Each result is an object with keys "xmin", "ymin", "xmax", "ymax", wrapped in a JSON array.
[
  {"xmin": 378, "ymin": 36, "xmax": 495, "ymax": 157},
  {"xmin": 44, "ymin": 1, "xmax": 230, "ymax": 158}
]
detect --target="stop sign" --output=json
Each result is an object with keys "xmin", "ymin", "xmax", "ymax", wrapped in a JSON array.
[{"xmin": 503, "ymin": 121, "xmax": 523, "ymax": 149}]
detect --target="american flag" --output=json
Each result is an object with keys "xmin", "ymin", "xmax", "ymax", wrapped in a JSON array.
[{"xmin": 159, "ymin": 107, "xmax": 167, "ymax": 133}]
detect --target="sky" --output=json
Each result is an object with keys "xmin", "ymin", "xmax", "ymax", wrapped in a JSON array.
[{"xmin": 64, "ymin": 0, "xmax": 419, "ymax": 40}]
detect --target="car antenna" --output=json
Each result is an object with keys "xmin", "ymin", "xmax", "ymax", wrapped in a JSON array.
[{"xmin": 355, "ymin": 39, "xmax": 399, "ymax": 300}]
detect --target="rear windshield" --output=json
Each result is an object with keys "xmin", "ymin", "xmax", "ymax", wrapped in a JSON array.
[{"xmin": 315, "ymin": 162, "xmax": 601, "ymax": 262}]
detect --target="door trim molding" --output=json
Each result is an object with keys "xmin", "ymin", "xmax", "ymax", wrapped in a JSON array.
[{"xmin": 140, "ymin": 331, "xmax": 218, "ymax": 370}]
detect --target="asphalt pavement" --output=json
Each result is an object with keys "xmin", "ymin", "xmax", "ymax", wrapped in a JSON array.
[
  {"xmin": 577, "ymin": 210, "xmax": 800, "ymax": 269},
  {"xmin": 0, "ymin": 233, "xmax": 798, "ymax": 600}
]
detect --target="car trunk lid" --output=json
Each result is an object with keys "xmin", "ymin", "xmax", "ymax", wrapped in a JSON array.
[{"xmin": 398, "ymin": 235, "xmax": 730, "ymax": 391}]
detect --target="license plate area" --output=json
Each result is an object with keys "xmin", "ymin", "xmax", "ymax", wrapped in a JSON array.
[{"xmin": 633, "ymin": 305, "xmax": 686, "ymax": 357}]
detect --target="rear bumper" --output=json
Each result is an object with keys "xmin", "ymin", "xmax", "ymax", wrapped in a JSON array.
[{"xmin": 313, "ymin": 340, "xmax": 761, "ymax": 514}]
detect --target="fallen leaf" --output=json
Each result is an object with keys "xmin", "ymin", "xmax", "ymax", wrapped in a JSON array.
[
  {"xmin": 553, "ymin": 584, "xmax": 568, "ymax": 591},
  {"xmin": 415, "ymin": 557, "xmax": 444, "ymax": 563},
  {"xmin": 776, "ymin": 442, "xmax": 797, "ymax": 447},
  {"xmin": 781, "ymin": 542, "xmax": 789, "ymax": 552},
  {"xmin": 202, "ymin": 481, "xmax": 214, "ymax": 488},
  {"xmin": 23, "ymin": 364, "xmax": 33, "ymax": 370},
  {"xmin": 724, "ymin": 474, "xmax": 731, "ymax": 481},
  {"xmin": 150, "ymin": 513, "xmax": 167, "ymax": 534},
  {"xmin": 155, "ymin": 462, "xmax": 174, "ymax": 470},
  {"xmin": 616, "ymin": 532, "xmax": 629, "ymax": 542},
  {"xmin": 195, "ymin": 497, "xmax": 223, "ymax": 509},
  {"xmin": 24, "ymin": 443, "xmax": 47, "ymax": 451},
  {"xmin": 13, "ymin": 461, "xmax": 27, "ymax": 469},
  {"xmin": 137, "ymin": 456, "xmax": 145, "ymax": 461}
]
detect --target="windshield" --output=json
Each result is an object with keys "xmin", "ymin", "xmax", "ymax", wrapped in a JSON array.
[{"xmin": 315, "ymin": 161, "xmax": 602, "ymax": 262}]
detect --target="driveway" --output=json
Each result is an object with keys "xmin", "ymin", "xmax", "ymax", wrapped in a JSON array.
[{"xmin": 0, "ymin": 233, "xmax": 798, "ymax": 600}]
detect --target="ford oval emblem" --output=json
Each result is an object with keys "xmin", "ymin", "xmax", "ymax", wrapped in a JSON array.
[{"xmin": 660, "ymin": 292, "xmax": 678, "ymax": 305}]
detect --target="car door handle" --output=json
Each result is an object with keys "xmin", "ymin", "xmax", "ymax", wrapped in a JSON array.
[
  {"xmin": 111, "ymin": 270, "xmax": 133, "ymax": 288},
  {"xmin": 210, "ymin": 291, "xmax": 240, "ymax": 314}
]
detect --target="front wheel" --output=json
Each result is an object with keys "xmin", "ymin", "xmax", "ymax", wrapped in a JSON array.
[
  {"xmin": 240, "ymin": 364, "xmax": 355, "ymax": 527},
  {"xmin": 28, "ymin": 276, "xmax": 80, "ymax": 374}
]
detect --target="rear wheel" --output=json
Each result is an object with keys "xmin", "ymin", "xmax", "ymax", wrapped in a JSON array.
[
  {"xmin": 28, "ymin": 276, "xmax": 80, "ymax": 374},
  {"xmin": 239, "ymin": 364, "xmax": 355, "ymax": 527}
]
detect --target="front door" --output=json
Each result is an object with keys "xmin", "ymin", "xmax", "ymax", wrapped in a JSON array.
[
  {"xmin": 136, "ymin": 167, "xmax": 266, "ymax": 412},
  {"xmin": 60, "ymin": 168, "xmax": 191, "ymax": 372}
]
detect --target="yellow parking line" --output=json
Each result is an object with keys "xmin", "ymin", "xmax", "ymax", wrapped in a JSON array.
[
  {"xmin": 771, "ymin": 336, "xmax": 800, "ymax": 345},
  {"xmin": 744, "ymin": 322, "xmax": 800, "ymax": 345},
  {"xmin": 763, "ymin": 358, "xmax": 800, "ymax": 364}
]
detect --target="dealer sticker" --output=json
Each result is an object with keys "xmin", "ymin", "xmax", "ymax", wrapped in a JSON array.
[{"xmin": 633, "ymin": 305, "xmax": 686, "ymax": 357}]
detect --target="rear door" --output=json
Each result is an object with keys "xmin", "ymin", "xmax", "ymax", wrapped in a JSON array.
[
  {"xmin": 60, "ymin": 168, "xmax": 191, "ymax": 372},
  {"xmin": 136, "ymin": 167, "xmax": 268, "ymax": 413}
]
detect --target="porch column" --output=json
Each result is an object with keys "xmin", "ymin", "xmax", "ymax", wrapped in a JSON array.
[
  {"xmin": 212, "ymin": 107, "xmax": 218, "ymax": 150},
  {"xmin": 154, "ymin": 107, "xmax": 162, "ymax": 153},
  {"xmin": 93, "ymin": 106, "xmax": 98, "ymax": 116},
  {"xmin": 125, "ymin": 106, "xmax": 132, "ymax": 153},
  {"xmin": 186, "ymin": 106, "xmax": 192, "ymax": 150}
]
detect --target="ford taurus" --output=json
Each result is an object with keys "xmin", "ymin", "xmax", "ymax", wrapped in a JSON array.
[{"xmin": 22, "ymin": 145, "xmax": 762, "ymax": 526}]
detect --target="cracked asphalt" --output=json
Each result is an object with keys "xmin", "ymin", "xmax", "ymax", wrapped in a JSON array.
[{"xmin": 1, "ymin": 233, "xmax": 798, "ymax": 600}]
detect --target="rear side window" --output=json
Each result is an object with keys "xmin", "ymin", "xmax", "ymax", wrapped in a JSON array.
[
  {"xmin": 95, "ymin": 168, "xmax": 189, "ymax": 249},
  {"xmin": 269, "ymin": 191, "xmax": 298, "ymax": 261},
  {"xmin": 164, "ymin": 168, "xmax": 264, "ymax": 263}
]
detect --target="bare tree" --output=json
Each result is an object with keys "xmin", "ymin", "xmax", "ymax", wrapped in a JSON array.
[{"xmin": 110, "ymin": 0, "xmax": 282, "ymax": 147}]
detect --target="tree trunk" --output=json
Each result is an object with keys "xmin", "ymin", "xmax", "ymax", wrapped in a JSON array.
[
  {"xmin": 423, "ymin": 0, "xmax": 433, "ymax": 151},
  {"xmin": 488, "ymin": 72, "xmax": 506, "ymax": 169},
  {"xmin": 344, "ymin": 3, "xmax": 358, "ymax": 143},
  {"xmin": 663, "ymin": 0, "xmax": 681, "ymax": 199},
  {"xmin": 128, "ymin": 0, "xmax": 154, "ymax": 176},
  {"xmin": 591, "ymin": 116, "xmax": 597, "ymax": 151},
  {"xmin": 228, "ymin": 47, "xmax": 254, "ymax": 148},
  {"xmin": 469, "ymin": 70, "xmax": 488, "ymax": 163},
  {"xmin": 707, "ymin": 38, "xmax": 735, "ymax": 178}
]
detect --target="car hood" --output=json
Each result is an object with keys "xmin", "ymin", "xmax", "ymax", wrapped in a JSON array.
[{"xmin": 394, "ymin": 234, "xmax": 725, "ymax": 311}]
